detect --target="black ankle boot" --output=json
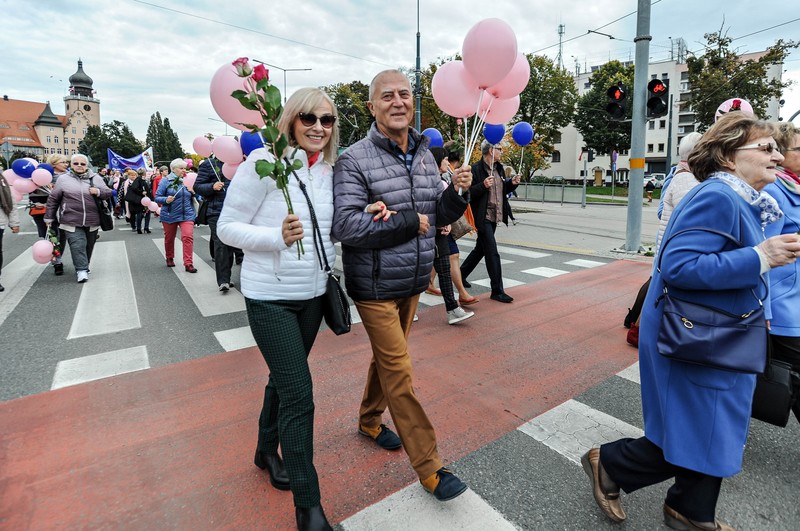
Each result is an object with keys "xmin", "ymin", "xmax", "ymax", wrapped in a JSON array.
[
  {"xmin": 295, "ymin": 505, "xmax": 333, "ymax": 531},
  {"xmin": 254, "ymin": 450, "xmax": 290, "ymax": 490}
]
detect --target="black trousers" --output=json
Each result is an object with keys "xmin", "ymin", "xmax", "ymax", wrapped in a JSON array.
[
  {"xmin": 460, "ymin": 220, "xmax": 504, "ymax": 295},
  {"xmin": 600, "ymin": 436, "xmax": 722, "ymax": 522},
  {"xmin": 208, "ymin": 216, "xmax": 233, "ymax": 285},
  {"xmin": 771, "ymin": 334, "xmax": 800, "ymax": 422},
  {"xmin": 246, "ymin": 296, "xmax": 324, "ymax": 509}
]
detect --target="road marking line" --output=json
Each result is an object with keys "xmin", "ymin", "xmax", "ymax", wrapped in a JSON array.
[
  {"xmin": 214, "ymin": 326, "xmax": 256, "ymax": 351},
  {"xmin": 67, "ymin": 241, "xmax": 141, "ymax": 339},
  {"xmin": 457, "ymin": 238, "xmax": 551, "ymax": 259},
  {"xmin": 340, "ymin": 484, "xmax": 516, "ymax": 531},
  {"xmin": 0, "ymin": 251, "xmax": 47, "ymax": 328},
  {"xmin": 471, "ymin": 277, "xmax": 526, "ymax": 289},
  {"xmin": 518, "ymin": 399, "xmax": 643, "ymax": 465},
  {"xmin": 564, "ymin": 259, "xmax": 606, "ymax": 268},
  {"xmin": 617, "ymin": 362, "xmax": 640, "ymax": 384},
  {"xmin": 51, "ymin": 346, "xmax": 150, "ymax": 390},
  {"xmin": 418, "ymin": 292, "xmax": 446, "ymax": 306},
  {"xmin": 152, "ymin": 239, "xmax": 246, "ymax": 317},
  {"xmin": 521, "ymin": 267, "xmax": 568, "ymax": 278}
]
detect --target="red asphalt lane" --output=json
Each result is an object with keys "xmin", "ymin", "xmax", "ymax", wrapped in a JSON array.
[{"xmin": 0, "ymin": 260, "xmax": 648, "ymax": 530}]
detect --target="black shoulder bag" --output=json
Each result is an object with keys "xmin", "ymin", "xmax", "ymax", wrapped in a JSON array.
[
  {"xmin": 655, "ymin": 227, "xmax": 767, "ymax": 374},
  {"xmin": 291, "ymin": 165, "xmax": 351, "ymax": 335},
  {"xmin": 91, "ymin": 177, "xmax": 115, "ymax": 231},
  {"xmin": 196, "ymin": 161, "xmax": 222, "ymax": 226}
]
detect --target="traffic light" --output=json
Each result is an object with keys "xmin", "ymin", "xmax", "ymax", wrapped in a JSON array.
[
  {"xmin": 646, "ymin": 79, "xmax": 669, "ymax": 118},
  {"xmin": 606, "ymin": 83, "xmax": 627, "ymax": 121}
]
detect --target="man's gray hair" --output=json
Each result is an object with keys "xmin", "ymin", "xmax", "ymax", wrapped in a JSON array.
[
  {"xmin": 368, "ymin": 69, "xmax": 410, "ymax": 100},
  {"xmin": 480, "ymin": 139, "xmax": 495, "ymax": 155}
]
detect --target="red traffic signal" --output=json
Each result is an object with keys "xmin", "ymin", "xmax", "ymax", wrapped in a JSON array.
[
  {"xmin": 606, "ymin": 83, "xmax": 627, "ymax": 121},
  {"xmin": 647, "ymin": 79, "xmax": 669, "ymax": 118}
]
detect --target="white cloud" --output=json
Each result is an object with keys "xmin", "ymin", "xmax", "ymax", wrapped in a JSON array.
[{"xmin": 2, "ymin": 0, "xmax": 797, "ymax": 155}]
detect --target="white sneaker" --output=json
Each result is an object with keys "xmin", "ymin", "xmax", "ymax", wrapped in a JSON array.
[
  {"xmin": 447, "ymin": 306, "xmax": 474, "ymax": 325},
  {"xmin": 413, "ymin": 314, "xmax": 419, "ymax": 322},
  {"xmin": 219, "ymin": 283, "xmax": 229, "ymax": 292},
  {"xmin": 76, "ymin": 270, "xmax": 89, "ymax": 283}
]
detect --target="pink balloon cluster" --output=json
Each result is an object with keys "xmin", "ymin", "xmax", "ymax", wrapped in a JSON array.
[{"xmin": 432, "ymin": 18, "xmax": 528, "ymax": 124}]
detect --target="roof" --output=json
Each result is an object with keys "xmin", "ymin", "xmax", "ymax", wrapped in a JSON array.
[{"xmin": 0, "ymin": 98, "xmax": 66, "ymax": 149}]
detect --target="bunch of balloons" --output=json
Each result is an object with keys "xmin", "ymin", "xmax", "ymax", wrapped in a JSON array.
[
  {"xmin": 430, "ymin": 18, "xmax": 531, "ymax": 162},
  {"xmin": 3, "ymin": 158, "xmax": 53, "ymax": 203}
]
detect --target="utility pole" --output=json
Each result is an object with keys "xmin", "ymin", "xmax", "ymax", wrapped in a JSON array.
[
  {"xmin": 623, "ymin": 0, "xmax": 652, "ymax": 253},
  {"xmin": 414, "ymin": 0, "xmax": 422, "ymax": 131},
  {"xmin": 665, "ymin": 94, "xmax": 675, "ymax": 172}
]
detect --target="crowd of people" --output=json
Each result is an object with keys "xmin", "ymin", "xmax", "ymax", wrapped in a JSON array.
[{"xmin": 2, "ymin": 74, "xmax": 799, "ymax": 531}]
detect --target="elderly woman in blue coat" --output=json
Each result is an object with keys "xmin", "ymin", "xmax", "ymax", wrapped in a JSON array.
[
  {"xmin": 764, "ymin": 122, "xmax": 800, "ymax": 423},
  {"xmin": 156, "ymin": 158, "xmax": 197, "ymax": 272},
  {"xmin": 582, "ymin": 113, "xmax": 800, "ymax": 531}
]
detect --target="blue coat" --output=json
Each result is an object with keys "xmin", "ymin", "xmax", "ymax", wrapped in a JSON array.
[
  {"xmin": 156, "ymin": 174, "xmax": 196, "ymax": 224},
  {"xmin": 763, "ymin": 178, "xmax": 800, "ymax": 337},
  {"xmin": 640, "ymin": 179, "xmax": 767, "ymax": 477}
]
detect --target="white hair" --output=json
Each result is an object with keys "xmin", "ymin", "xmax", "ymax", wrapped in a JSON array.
[
  {"xmin": 71, "ymin": 153, "xmax": 89, "ymax": 164},
  {"xmin": 170, "ymin": 158, "xmax": 187, "ymax": 171},
  {"xmin": 678, "ymin": 132, "xmax": 702, "ymax": 160}
]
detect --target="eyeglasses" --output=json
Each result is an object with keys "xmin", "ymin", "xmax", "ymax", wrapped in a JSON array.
[
  {"xmin": 493, "ymin": 147, "xmax": 503, "ymax": 152},
  {"xmin": 780, "ymin": 147, "xmax": 800, "ymax": 153},
  {"xmin": 736, "ymin": 143, "xmax": 778, "ymax": 154},
  {"xmin": 72, "ymin": 162, "xmax": 87, "ymax": 166},
  {"xmin": 298, "ymin": 112, "xmax": 336, "ymax": 129}
]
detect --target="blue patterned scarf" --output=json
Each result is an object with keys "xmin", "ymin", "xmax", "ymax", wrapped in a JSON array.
[{"xmin": 709, "ymin": 171, "xmax": 783, "ymax": 226}]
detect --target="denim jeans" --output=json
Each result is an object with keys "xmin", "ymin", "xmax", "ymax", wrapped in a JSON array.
[{"xmin": 65, "ymin": 227, "xmax": 97, "ymax": 271}]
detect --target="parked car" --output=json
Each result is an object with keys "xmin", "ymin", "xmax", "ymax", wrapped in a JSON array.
[{"xmin": 644, "ymin": 173, "xmax": 666, "ymax": 188}]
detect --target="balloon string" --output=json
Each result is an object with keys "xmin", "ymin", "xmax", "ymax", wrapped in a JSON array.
[{"xmin": 519, "ymin": 147, "xmax": 524, "ymax": 177}]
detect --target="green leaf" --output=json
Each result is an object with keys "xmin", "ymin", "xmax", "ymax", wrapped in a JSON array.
[
  {"xmin": 266, "ymin": 85, "xmax": 282, "ymax": 110},
  {"xmin": 256, "ymin": 78, "xmax": 270, "ymax": 92},
  {"xmin": 255, "ymin": 159, "xmax": 275, "ymax": 178},
  {"xmin": 239, "ymin": 100, "xmax": 259, "ymax": 111},
  {"xmin": 292, "ymin": 159, "xmax": 303, "ymax": 170},
  {"xmin": 231, "ymin": 90, "xmax": 248, "ymax": 99},
  {"xmin": 263, "ymin": 126, "xmax": 279, "ymax": 144}
]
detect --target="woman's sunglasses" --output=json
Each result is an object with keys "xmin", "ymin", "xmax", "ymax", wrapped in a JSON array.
[{"xmin": 298, "ymin": 112, "xmax": 336, "ymax": 129}]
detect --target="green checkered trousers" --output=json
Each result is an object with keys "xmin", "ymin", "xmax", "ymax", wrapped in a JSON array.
[{"xmin": 245, "ymin": 295, "xmax": 324, "ymax": 509}]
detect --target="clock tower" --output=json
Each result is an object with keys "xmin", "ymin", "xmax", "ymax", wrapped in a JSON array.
[{"xmin": 63, "ymin": 59, "xmax": 100, "ymax": 152}]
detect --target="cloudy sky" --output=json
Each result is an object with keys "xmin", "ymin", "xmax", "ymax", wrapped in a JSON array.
[{"xmin": 3, "ymin": 0, "xmax": 798, "ymax": 153}]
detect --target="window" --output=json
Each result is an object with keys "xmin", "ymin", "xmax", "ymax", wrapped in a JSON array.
[
  {"xmin": 647, "ymin": 144, "xmax": 654, "ymax": 153},
  {"xmin": 658, "ymin": 143, "xmax": 665, "ymax": 152},
  {"xmin": 82, "ymin": 128, "xmax": 87, "ymax": 135},
  {"xmin": 553, "ymin": 132, "xmax": 562, "ymax": 143},
  {"xmin": 580, "ymin": 170, "xmax": 586, "ymax": 177},
  {"xmin": 551, "ymin": 150, "xmax": 561, "ymax": 163},
  {"xmin": 46, "ymin": 136, "xmax": 51, "ymax": 143},
  {"xmin": 648, "ymin": 121, "xmax": 655, "ymax": 130},
  {"xmin": 651, "ymin": 73, "xmax": 657, "ymax": 80},
  {"xmin": 71, "ymin": 127, "xmax": 76, "ymax": 134},
  {"xmin": 661, "ymin": 73, "xmax": 668, "ymax": 79},
  {"xmin": 54, "ymin": 136, "xmax": 59, "ymax": 144},
  {"xmin": 659, "ymin": 120, "xmax": 666, "ymax": 129},
  {"xmin": 57, "ymin": 148, "xmax": 62, "ymax": 154},
  {"xmin": 71, "ymin": 138, "xmax": 76, "ymax": 145},
  {"xmin": 50, "ymin": 127, "xmax": 54, "ymax": 132}
]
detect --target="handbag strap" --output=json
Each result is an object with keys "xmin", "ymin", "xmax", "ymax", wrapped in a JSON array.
[{"xmin": 287, "ymin": 158, "xmax": 331, "ymax": 274}]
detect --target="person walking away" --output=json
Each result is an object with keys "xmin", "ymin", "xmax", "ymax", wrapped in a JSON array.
[{"xmin": 195, "ymin": 156, "xmax": 237, "ymax": 292}]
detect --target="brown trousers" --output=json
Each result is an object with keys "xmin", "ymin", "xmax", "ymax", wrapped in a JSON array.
[{"xmin": 354, "ymin": 295, "xmax": 443, "ymax": 480}]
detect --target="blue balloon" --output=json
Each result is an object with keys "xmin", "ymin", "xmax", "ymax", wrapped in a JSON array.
[
  {"xmin": 239, "ymin": 131, "xmax": 265, "ymax": 156},
  {"xmin": 421, "ymin": 128, "xmax": 444, "ymax": 147},
  {"xmin": 512, "ymin": 122, "xmax": 535, "ymax": 146},
  {"xmin": 38, "ymin": 163, "xmax": 55, "ymax": 175},
  {"xmin": 11, "ymin": 158, "xmax": 36, "ymax": 178},
  {"xmin": 483, "ymin": 123, "xmax": 505, "ymax": 145}
]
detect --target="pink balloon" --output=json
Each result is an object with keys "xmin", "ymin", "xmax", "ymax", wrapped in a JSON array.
[
  {"xmin": 148, "ymin": 201, "xmax": 159, "ymax": 212},
  {"xmin": 462, "ymin": 18, "xmax": 518, "ymax": 88},
  {"xmin": 209, "ymin": 63, "xmax": 263, "ymax": 131},
  {"xmin": 2, "ymin": 168, "xmax": 20, "ymax": 185},
  {"xmin": 487, "ymin": 53, "xmax": 530, "ymax": 99},
  {"xmin": 11, "ymin": 188, "xmax": 23, "ymax": 202},
  {"xmin": 13, "ymin": 178, "xmax": 38, "ymax": 194},
  {"xmin": 156, "ymin": 207, "xmax": 162, "ymax": 215},
  {"xmin": 32, "ymin": 240, "xmax": 54, "ymax": 264},
  {"xmin": 141, "ymin": 197, "xmax": 152, "ymax": 207},
  {"xmin": 193, "ymin": 136, "xmax": 213, "ymax": 158},
  {"xmin": 183, "ymin": 158, "xmax": 193, "ymax": 169},
  {"xmin": 222, "ymin": 162, "xmax": 240, "ymax": 180},
  {"xmin": 431, "ymin": 61, "xmax": 482, "ymax": 118},
  {"xmin": 479, "ymin": 93, "xmax": 521, "ymax": 124},
  {"xmin": 183, "ymin": 172, "xmax": 197, "ymax": 190},
  {"xmin": 212, "ymin": 136, "xmax": 244, "ymax": 165},
  {"xmin": 31, "ymin": 168, "xmax": 53, "ymax": 187}
]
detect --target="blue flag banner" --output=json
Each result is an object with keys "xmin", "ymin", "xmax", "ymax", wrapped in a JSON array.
[{"xmin": 107, "ymin": 147, "xmax": 155, "ymax": 172}]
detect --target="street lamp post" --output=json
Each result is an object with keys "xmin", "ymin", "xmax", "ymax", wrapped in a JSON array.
[
  {"xmin": 208, "ymin": 117, "xmax": 228, "ymax": 136},
  {"xmin": 252, "ymin": 60, "xmax": 312, "ymax": 103}
]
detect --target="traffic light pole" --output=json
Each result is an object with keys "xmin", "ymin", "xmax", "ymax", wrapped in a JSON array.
[{"xmin": 623, "ymin": 0, "xmax": 652, "ymax": 253}]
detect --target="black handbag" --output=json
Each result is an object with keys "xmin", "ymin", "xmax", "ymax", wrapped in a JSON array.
[
  {"xmin": 655, "ymin": 227, "xmax": 767, "ymax": 374},
  {"xmin": 195, "ymin": 199, "xmax": 209, "ymax": 226},
  {"xmin": 291, "ymin": 164, "xmax": 351, "ymax": 335},
  {"xmin": 752, "ymin": 336, "xmax": 800, "ymax": 427},
  {"xmin": 92, "ymin": 177, "xmax": 114, "ymax": 231}
]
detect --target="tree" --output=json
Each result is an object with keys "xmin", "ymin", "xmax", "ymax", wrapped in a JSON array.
[
  {"xmin": 685, "ymin": 26, "xmax": 798, "ymax": 131},
  {"xmin": 323, "ymin": 81, "xmax": 371, "ymax": 148},
  {"xmin": 574, "ymin": 60, "xmax": 635, "ymax": 156},
  {"xmin": 79, "ymin": 120, "xmax": 144, "ymax": 167},
  {"xmin": 146, "ymin": 112, "xmax": 185, "ymax": 161}
]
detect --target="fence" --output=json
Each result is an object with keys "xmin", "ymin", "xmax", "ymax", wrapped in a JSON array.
[{"xmin": 513, "ymin": 183, "xmax": 585, "ymax": 205}]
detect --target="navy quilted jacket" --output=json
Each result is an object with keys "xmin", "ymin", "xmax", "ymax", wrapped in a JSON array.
[{"xmin": 332, "ymin": 124, "xmax": 469, "ymax": 301}]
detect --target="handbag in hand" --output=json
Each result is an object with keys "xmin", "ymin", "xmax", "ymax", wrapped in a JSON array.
[
  {"xmin": 449, "ymin": 215, "xmax": 474, "ymax": 240},
  {"xmin": 291, "ymin": 162, "xmax": 351, "ymax": 335},
  {"xmin": 751, "ymin": 336, "xmax": 800, "ymax": 427},
  {"xmin": 655, "ymin": 227, "xmax": 767, "ymax": 374},
  {"xmin": 195, "ymin": 199, "xmax": 209, "ymax": 226},
  {"xmin": 91, "ymin": 177, "xmax": 115, "ymax": 231}
]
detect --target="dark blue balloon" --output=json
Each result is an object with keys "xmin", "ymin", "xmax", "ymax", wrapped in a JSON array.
[
  {"xmin": 239, "ymin": 131, "xmax": 265, "ymax": 156},
  {"xmin": 483, "ymin": 123, "xmax": 505, "ymax": 145},
  {"xmin": 421, "ymin": 128, "xmax": 444, "ymax": 147},
  {"xmin": 38, "ymin": 163, "xmax": 55, "ymax": 174},
  {"xmin": 512, "ymin": 122, "xmax": 535, "ymax": 146},
  {"xmin": 11, "ymin": 158, "xmax": 36, "ymax": 178}
]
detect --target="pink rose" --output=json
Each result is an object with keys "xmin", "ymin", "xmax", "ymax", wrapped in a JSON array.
[
  {"xmin": 252, "ymin": 64, "xmax": 269, "ymax": 82},
  {"xmin": 232, "ymin": 57, "xmax": 252, "ymax": 77}
]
